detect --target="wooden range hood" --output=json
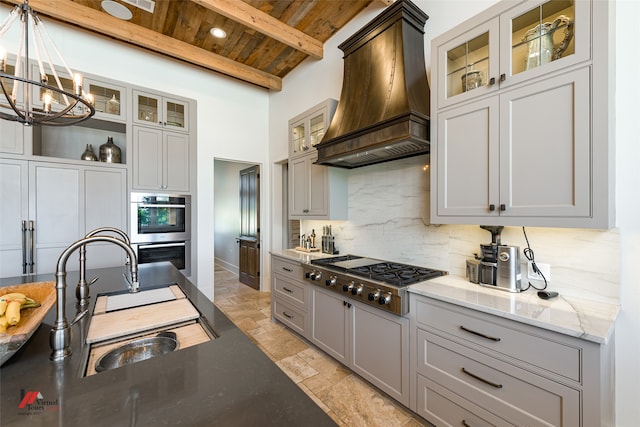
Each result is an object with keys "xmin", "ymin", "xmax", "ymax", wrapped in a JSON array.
[{"xmin": 315, "ymin": 0, "xmax": 431, "ymax": 169}]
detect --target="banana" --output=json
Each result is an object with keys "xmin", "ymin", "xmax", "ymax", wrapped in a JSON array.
[
  {"xmin": 0, "ymin": 293, "xmax": 39, "ymax": 328},
  {"xmin": 2, "ymin": 292, "xmax": 27, "ymax": 301},
  {"xmin": 6, "ymin": 301, "xmax": 22, "ymax": 326}
]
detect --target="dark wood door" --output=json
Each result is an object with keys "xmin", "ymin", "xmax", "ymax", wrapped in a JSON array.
[{"xmin": 238, "ymin": 165, "xmax": 260, "ymax": 289}]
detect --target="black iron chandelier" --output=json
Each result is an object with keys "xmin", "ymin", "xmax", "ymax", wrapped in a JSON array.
[{"xmin": 0, "ymin": 0, "xmax": 95, "ymax": 126}]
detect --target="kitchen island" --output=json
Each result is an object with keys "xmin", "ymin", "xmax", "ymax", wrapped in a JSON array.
[{"xmin": 0, "ymin": 262, "xmax": 336, "ymax": 426}]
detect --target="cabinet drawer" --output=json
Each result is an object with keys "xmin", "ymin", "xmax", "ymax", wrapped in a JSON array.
[
  {"xmin": 273, "ymin": 299, "xmax": 306, "ymax": 335},
  {"xmin": 272, "ymin": 257, "xmax": 303, "ymax": 281},
  {"xmin": 418, "ymin": 329, "xmax": 580, "ymax": 427},
  {"xmin": 417, "ymin": 374, "xmax": 512, "ymax": 427},
  {"xmin": 273, "ymin": 274, "xmax": 306, "ymax": 308},
  {"xmin": 415, "ymin": 298, "xmax": 581, "ymax": 382}
]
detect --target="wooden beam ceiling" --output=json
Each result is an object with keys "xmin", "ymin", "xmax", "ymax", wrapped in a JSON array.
[
  {"xmin": 1, "ymin": 0, "xmax": 385, "ymax": 90},
  {"xmin": 4, "ymin": 0, "xmax": 302, "ymax": 90},
  {"xmin": 191, "ymin": 0, "xmax": 323, "ymax": 59}
]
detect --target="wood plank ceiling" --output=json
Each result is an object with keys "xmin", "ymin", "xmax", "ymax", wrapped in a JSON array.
[{"xmin": 0, "ymin": 0, "xmax": 386, "ymax": 90}]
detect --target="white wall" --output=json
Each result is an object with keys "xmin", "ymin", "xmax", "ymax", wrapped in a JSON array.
[
  {"xmin": 0, "ymin": 3, "xmax": 271, "ymax": 300},
  {"xmin": 269, "ymin": 1, "xmax": 639, "ymax": 425},
  {"xmin": 213, "ymin": 160, "xmax": 245, "ymax": 273},
  {"xmin": 613, "ymin": 0, "xmax": 640, "ymax": 424}
]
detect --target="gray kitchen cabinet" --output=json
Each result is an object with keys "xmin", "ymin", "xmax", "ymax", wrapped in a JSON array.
[
  {"xmin": 430, "ymin": 0, "xmax": 613, "ymax": 229},
  {"xmin": 288, "ymin": 151, "xmax": 347, "ymax": 220},
  {"xmin": 287, "ymin": 99, "xmax": 347, "ymax": 220},
  {"xmin": 310, "ymin": 284, "xmax": 410, "ymax": 406},
  {"xmin": 288, "ymin": 99, "xmax": 337, "ymax": 159},
  {"xmin": 132, "ymin": 125, "xmax": 190, "ymax": 192},
  {"xmin": 0, "ymin": 159, "xmax": 127, "ymax": 278},
  {"xmin": 0, "ymin": 116, "xmax": 25, "ymax": 155},
  {"xmin": 271, "ymin": 255, "xmax": 309, "ymax": 336},
  {"xmin": 133, "ymin": 90, "xmax": 190, "ymax": 133},
  {"xmin": 409, "ymin": 295, "xmax": 614, "ymax": 426}
]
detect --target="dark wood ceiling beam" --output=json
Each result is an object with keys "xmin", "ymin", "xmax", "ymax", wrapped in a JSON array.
[
  {"xmin": 191, "ymin": 0, "xmax": 323, "ymax": 59},
  {"xmin": 4, "ymin": 0, "xmax": 282, "ymax": 90}
]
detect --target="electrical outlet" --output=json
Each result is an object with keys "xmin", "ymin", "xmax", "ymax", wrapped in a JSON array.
[{"xmin": 527, "ymin": 262, "xmax": 551, "ymax": 281}]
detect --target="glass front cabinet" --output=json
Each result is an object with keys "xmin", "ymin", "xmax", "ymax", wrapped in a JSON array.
[
  {"xmin": 86, "ymin": 78, "xmax": 127, "ymax": 122},
  {"xmin": 436, "ymin": 0, "xmax": 588, "ymax": 109},
  {"xmin": 430, "ymin": 0, "xmax": 612, "ymax": 229},
  {"xmin": 133, "ymin": 90, "xmax": 189, "ymax": 133},
  {"xmin": 288, "ymin": 99, "xmax": 337, "ymax": 159}
]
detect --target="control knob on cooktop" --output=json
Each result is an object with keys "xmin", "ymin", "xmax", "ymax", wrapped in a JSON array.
[
  {"xmin": 351, "ymin": 283, "xmax": 364, "ymax": 295},
  {"xmin": 306, "ymin": 270, "xmax": 322, "ymax": 281},
  {"xmin": 368, "ymin": 289, "xmax": 381, "ymax": 301},
  {"xmin": 325, "ymin": 276, "xmax": 337, "ymax": 287},
  {"xmin": 342, "ymin": 281, "xmax": 355, "ymax": 293},
  {"xmin": 379, "ymin": 291, "xmax": 393, "ymax": 305}
]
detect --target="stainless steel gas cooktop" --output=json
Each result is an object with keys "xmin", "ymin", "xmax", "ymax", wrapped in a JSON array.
[{"xmin": 304, "ymin": 255, "xmax": 447, "ymax": 315}]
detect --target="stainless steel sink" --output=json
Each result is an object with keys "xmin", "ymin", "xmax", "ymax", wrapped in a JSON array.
[{"xmin": 94, "ymin": 331, "xmax": 179, "ymax": 372}]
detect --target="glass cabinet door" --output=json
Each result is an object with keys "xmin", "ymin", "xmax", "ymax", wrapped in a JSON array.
[
  {"xmin": 447, "ymin": 32, "xmax": 490, "ymax": 97},
  {"xmin": 509, "ymin": 0, "xmax": 575, "ymax": 76},
  {"xmin": 87, "ymin": 79, "xmax": 126, "ymax": 122},
  {"xmin": 29, "ymin": 65, "xmax": 78, "ymax": 113},
  {"xmin": 309, "ymin": 112, "xmax": 326, "ymax": 148},
  {"xmin": 164, "ymin": 97, "xmax": 188, "ymax": 132},
  {"xmin": 437, "ymin": 18, "xmax": 499, "ymax": 107},
  {"xmin": 290, "ymin": 119, "xmax": 306, "ymax": 156},
  {"xmin": 134, "ymin": 91, "xmax": 160, "ymax": 126},
  {"xmin": 501, "ymin": 0, "xmax": 588, "ymax": 86}
]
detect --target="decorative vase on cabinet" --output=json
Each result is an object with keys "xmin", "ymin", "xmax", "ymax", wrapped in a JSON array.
[
  {"xmin": 99, "ymin": 137, "xmax": 121, "ymax": 164},
  {"xmin": 81, "ymin": 144, "xmax": 98, "ymax": 161}
]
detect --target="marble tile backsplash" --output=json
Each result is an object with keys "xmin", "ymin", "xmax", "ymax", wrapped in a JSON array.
[{"xmin": 301, "ymin": 155, "xmax": 621, "ymax": 305}]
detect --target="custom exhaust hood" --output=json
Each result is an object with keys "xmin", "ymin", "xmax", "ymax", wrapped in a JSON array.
[{"xmin": 314, "ymin": 0, "xmax": 431, "ymax": 169}]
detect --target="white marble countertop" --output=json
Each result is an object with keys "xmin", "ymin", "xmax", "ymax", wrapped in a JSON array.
[
  {"xmin": 409, "ymin": 275, "xmax": 619, "ymax": 344},
  {"xmin": 270, "ymin": 250, "xmax": 619, "ymax": 344},
  {"xmin": 270, "ymin": 249, "xmax": 335, "ymax": 264}
]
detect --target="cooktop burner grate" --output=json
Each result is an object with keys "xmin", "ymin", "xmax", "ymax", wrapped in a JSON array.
[{"xmin": 311, "ymin": 256, "xmax": 445, "ymax": 287}]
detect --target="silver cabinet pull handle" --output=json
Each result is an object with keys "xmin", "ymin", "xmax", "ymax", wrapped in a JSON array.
[
  {"xmin": 460, "ymin": 325, "xmax": 501, "ymax": 342},
  {"xmin": 21, "ymin": 220, "xmax": 27, "ymax": 274},
  {"xmin": 461, "ymin": 367, "xmax": 503, "ymax": 389},
  {"xmin": 28, "ymin": 220, "xmax": 35, "ymax": 274}
]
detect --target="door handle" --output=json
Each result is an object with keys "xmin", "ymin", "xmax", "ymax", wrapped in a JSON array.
[
  {"xmin": 28, "ymin": 220, "xmax": 35, "ymax": 274},
  {"xmin": 21, "ymin": 220, "xmax": 27, "ymax": 274}
]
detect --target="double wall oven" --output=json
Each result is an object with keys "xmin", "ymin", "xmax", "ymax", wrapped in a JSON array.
[{"xmin": 130, "ymin": 193, "xmax": 191, "ymax": 276}]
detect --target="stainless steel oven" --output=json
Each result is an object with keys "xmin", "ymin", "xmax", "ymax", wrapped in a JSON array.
[
  {"xmin": 132, "ymin": 241, "xmax": 191, "ymax": 277},
  {"xmin": 131, "ymin": 193, "xmax": 191, "ymax": 243}
]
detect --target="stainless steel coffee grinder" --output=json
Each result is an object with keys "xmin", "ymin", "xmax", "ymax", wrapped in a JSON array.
[{"xmin": 468, "ymin": 225, "xmax": 521, "ymax": 292}]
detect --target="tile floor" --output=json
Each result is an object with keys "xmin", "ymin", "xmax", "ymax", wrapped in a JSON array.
[{"xmin": 213, "ymin": 264, "xmax": 430, "ymax": 427}]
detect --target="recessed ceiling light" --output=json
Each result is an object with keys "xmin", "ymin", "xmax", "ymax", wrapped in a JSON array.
[
  {"xmin": 210, "ymin": 27, "xmax": 227, "ymax": 39},
  {"xmin": 101, "ymin": 0, "xmax": 133, "ymax": 20}
]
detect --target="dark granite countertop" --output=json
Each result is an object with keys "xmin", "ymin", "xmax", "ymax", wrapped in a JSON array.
[{"xmin": 0, "ymin": 262, "xmax": 336, "ymax": 426}]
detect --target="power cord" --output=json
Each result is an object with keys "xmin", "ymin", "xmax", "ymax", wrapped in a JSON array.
[{"xmin": 521, "ymin": 226, "xmax": 548, "ymax": 291}]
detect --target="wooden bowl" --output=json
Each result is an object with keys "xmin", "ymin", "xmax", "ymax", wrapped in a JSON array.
[{"xmin": 1, "ymin": 281, "xmax": 56, "ymax": 366}]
